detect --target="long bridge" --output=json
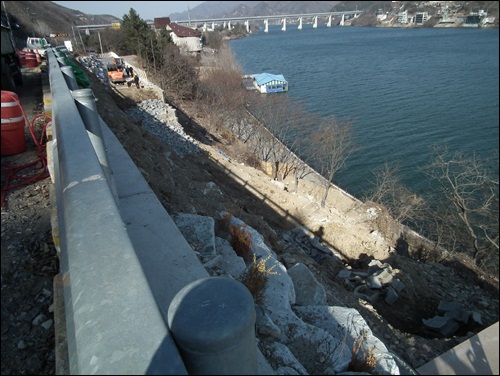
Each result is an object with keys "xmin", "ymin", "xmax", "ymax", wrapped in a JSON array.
[
  {"xmin": 174, "ymin": 10, "xmax": 362, "ymax": 31},
  {"xmin": 75, "ymin": 9, "xmax": 363, "ymax": 33}
]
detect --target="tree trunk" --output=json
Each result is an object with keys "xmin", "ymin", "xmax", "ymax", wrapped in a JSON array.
[
  {"xmin": 321, "ymin": 185, "xmax": 330, "ymax": 208},
  {"xmin": 271, "ymin": 161, "xmax": 278, "ymax": 180},
  {"xmin": 294, "ymin": 169, "xmax": 299, "ymax": 194}
]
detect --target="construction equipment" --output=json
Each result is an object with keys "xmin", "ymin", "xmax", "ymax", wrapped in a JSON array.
[{"xmin": 103, "ymin": 57, "xmax": 125, "ymax": 84}]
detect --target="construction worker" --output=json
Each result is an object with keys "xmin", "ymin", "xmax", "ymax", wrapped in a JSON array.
[{"xmin": 133, "ymin": 71, "xmax": 140, "ymax": 89}]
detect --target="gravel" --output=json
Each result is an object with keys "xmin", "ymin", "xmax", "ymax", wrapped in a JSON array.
[{"xmin": 125, "ymin": 99, "xmax": 201, "ymax": 158}]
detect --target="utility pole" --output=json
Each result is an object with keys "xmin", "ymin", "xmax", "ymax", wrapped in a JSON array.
[
  {"xmin": 98, "ymin": 31, "xmax": 104, "ymax": 57},
  {"xmin": 188, "ymin": 5, "xmax": 191, "ymax": 26},
  {"xmin": 71, "ymin": 25, "xmax": 78, "ymax": 48},
  {"xmin": 76, "ymin": 27, "xmax": 86, "ymax": 53}
]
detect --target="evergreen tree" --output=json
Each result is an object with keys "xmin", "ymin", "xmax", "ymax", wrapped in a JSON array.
[{"xmin": 121, "ymin": 8, "xmax": 150, "ymax": 56}]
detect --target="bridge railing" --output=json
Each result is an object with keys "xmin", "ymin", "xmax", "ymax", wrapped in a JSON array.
[{"xmin": 46, "ymin": 47, "xmax": 258, "ymax": 374}]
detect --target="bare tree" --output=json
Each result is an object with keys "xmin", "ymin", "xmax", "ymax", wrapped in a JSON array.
[
  {"xmin": 281, "ymin": 110, "xmax": 318, "ymax": 194},
  {"xmin": 366, "ymin": 162, "xmax": 427, "ymax": 224},
  {"xmin": 247, "ymin": 95, "xmax": 309, "ymax": 181},
  {"xmin": 194, "ymin": 44, "xmax": 249, "ymax": 133},
  {"xmin": 425, "ymin": 145, "xmax": 499, "ymax": 271},
  {"xmin": 309, "ymin": 116, "xmax": 356, "ymax": 208},
  {"xmin": 154, "ymin": 41, "xmax": 198, "ymax": 102},
  {"xmin": 203, "ymin": 31, "xmax": 223, "ymax": 51}
]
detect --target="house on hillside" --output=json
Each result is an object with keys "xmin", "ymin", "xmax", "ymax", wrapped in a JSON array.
[{"xmin": 154, "ymin": 17, "xmax": 202, "ymax": 53}]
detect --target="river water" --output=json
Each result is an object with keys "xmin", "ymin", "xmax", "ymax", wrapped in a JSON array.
[{"xmin": 229, "ymin": 25, "xmax": 499, "ymax": 200}]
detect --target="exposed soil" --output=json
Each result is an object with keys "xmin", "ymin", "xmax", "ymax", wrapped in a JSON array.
[
  {"xmin": 1, "ymin": 67, "xmax": 57, "ymax": 375},
  {"xmin": 1, "ymin": 59, "xmax": 498, "ymax": 375}
]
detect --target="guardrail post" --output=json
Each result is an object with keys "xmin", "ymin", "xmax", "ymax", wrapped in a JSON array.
[
  {"xmin": 56, "ymin": 56, "xmax": 67, "ymax": 67},
  {"xmin": 168, "ymin": 277, "xmax": 258, "ymax": 375},
  {"xmin": 60, "ymin": 66, "xmax": 79, "ymax": 91},
  {"xmin": 71, "ymin": 88, "xmax": 119, "ymax": 204}
]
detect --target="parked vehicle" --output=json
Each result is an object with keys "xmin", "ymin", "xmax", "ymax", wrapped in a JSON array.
[{"xmin": 26, "ymin": 36, "xmax": 50, "ymax": 57}]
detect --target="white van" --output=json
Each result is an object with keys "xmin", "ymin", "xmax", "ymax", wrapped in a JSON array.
[{"xmin": 26, "ymin": 37, "xmax": 50, "ymax": 56}]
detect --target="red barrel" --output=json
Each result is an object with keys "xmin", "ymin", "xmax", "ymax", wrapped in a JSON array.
[
  {"xmin": 1, "ymin": 91, "xmax": 22, "ymax": 119},
  {"xmin": 17, "ymin": 50, "xmax": 26, "ymax": 68},
  {"xmin": 25, "ymin": 52, "xmax": 38, "ymax": 68},
  {"xmin": 1, "ymin": 91, "xmax": 26, "ymax": 156}
]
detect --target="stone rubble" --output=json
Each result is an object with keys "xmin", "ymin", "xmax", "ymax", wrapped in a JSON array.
[
  {"xmin": 422, "ymin": 300, "xmax": 482, "ymax": 337},
  {"xmin": 337, "ymin": 260, "xmax": 406, "ymax": 306},
  {"xmin": 124, "ymin": 99, "xmax": 201, "ymax": 158},
  {"xmin": 173, "ymin": 212, "xmax": 402, "ymax": 375}
]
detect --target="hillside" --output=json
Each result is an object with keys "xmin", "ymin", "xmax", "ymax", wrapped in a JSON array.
[{"xmin": 2, "ymin": 1, "xmax": 121, "ymax": 48}]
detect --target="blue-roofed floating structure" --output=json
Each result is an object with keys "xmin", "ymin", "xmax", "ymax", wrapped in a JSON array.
[{"xmin": 251, "ymin": 73, "xmax": 288, "ymax": 93}]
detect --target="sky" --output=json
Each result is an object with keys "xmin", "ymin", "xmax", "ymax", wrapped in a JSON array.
[{"xmin": 52, "ymin": 1, "xmax": 205, "ymax": 20}]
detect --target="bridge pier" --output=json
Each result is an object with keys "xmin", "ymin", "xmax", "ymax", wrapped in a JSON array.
[
  {"xmin": 281, "ymin": 17, "xmax": 286, "ymax": 31},
  {"xmin": 298, "ymin": 16, "xmax": 302, "ymax": 30},
  {"xmin": 313, "ymin": 15, "xmax": 318, "ymax": 28}
]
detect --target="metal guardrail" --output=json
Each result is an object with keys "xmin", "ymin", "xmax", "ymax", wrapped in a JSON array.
[{"xmin": 47, "ymin": 47, "xmax": 258, "ymax": 374}]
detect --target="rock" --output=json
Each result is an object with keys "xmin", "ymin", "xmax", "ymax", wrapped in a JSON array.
[
  {"xmin": 385, "ymin": 286, "xmax": 399, "ymax": 305},
  {"xmin": 288, "ymin": 263, "xmax": 326, "ymax": 306},
  {"xmin": 437, "ymin": 301, "xmax": 461, "ymax": 313},
  {"xmin": 17, "ymin": 340, "xmax": 28, "ymax": 350},
  {"xmin": 174, "ymin": 213, "xmax": 216, "ymax": 256},
  {"xmin": 32, "ymin": 313, "xmax": 47, "ymax": 326},
  {"xmin": 422, "ymin": 316, "xmax": 460, "ymax": 337},
  {"xmin": 41, "ymin": 319, "xmax": 53, "ymax": 330}
]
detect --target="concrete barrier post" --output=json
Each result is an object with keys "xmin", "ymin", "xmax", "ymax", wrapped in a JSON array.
[{"xmin": 168, "ymin": 277, "xmax": 258, "ymax": 375}]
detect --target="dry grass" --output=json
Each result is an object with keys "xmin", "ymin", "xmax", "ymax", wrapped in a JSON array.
[
  {"xmin": 348, "ymin": 336, "xmax": 377, "ymax": 374},
  {"xmin": 220, "ymin": 213, "xmax": 278, "ymax": 305},
  {"xmin": 227, "ymin": 218, "xmax": 253, "ymax": 263},
  {"xmin": 239, "ymin": 254, "xmax": 278, "ymax": 305}
]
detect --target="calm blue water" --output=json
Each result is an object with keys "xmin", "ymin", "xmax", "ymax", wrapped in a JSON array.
[{"xmin": 229, "ymin": 26, "xmax": 499, "ymax": 200}]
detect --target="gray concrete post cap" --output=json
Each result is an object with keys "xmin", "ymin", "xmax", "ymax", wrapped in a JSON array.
[{"xmin": 167, "ymin": 277, "xmax": 256, "ymax": 351}]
